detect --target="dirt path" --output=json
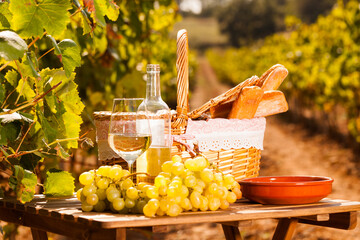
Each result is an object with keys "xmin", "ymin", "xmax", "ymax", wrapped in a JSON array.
[{"xmin": 180, "ymin": 57, "xmax": 360, "ymax": 240}]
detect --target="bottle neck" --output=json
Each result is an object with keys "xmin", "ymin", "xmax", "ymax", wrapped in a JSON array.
[{"xmin": 146, "ymin": 70, "xmax": 161, "ymax": 100}]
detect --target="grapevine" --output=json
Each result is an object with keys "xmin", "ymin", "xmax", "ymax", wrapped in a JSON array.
[{"xmin": 77, "ymin": 155, "xmax": 242, "ymax": 217}]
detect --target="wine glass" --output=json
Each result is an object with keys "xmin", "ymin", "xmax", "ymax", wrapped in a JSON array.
[{"xmin": 108, "ymin": 98, "xmax": 151, "ymax": 177}]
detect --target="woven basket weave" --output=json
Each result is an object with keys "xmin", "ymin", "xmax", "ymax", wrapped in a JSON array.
[{"xmin": 94, "ymin": 30, "xmax": 273, "ymax": 181}]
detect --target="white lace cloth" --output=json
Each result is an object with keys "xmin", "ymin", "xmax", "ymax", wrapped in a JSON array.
[
  {"xmin": 179, "ymin": 118, "xmax": 266, "ymax": 152},
  {"xmin": 95, "ymin": 118, "xmax": 266, "ymax": 160}
]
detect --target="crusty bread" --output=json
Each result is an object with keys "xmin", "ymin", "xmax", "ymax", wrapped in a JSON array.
[
  {"xmin": 228, "ymin": 86, "xmax": 264, "ymax": 119},
  {"xmin": 254, "ymin": 90, "xmax": 288, "ymax": 118},
  {"xmin": 210, "ymin": 100, "xmax": 234, "ymax": 118},
  {"xmin": 260, "ymin": 66, "xmax": 288, "ymax": 91}
]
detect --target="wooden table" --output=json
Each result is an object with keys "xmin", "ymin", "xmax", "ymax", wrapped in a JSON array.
[{"xmin": 0, "ymin": 196, "xmax": 359, "ymax": 240}]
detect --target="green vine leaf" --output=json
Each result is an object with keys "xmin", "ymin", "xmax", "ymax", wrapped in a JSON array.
[
  {"xmin": 10, "ymin": 165, "xmax": 37, "ymax": 203},
  {"xmin": 0, "ymin": 83, "xmax": 4, "ymax": 103},
  {"xmin": 47, "ymin": 35, "xmax": 62, "ymax": 55},
  {"xmin": 58, "ymin": 39, "xmax": 81, "ymax": 78},
  {"xmin": 0, "ymin": 30, "xmax": 27, "ymax": 60},
  {"xmin": 4, "ymin": 69, "xmax": 18, "ymax": 87},
  {"xmin": 0, "ymin": 2, "xmax": 12, "ymax": 29},
  {"xmin": 44, "ymin": 170, "xmax": 75, "ymax": 197},
  {"xmin": 9, "ymin": 0, "xmax": 72, "ymax": 38}
]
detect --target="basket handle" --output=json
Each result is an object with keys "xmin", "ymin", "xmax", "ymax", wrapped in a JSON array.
[{"xmin": 172, "ymin": 29, "xmax": 189, "ymax": 132}]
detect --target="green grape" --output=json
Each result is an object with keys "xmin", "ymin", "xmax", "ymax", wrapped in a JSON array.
[
  {"xmin": 200, "ymin": 168, "xmax": 214, "ymax": 183},
  {"xmin": 231, "ymin": 181, "xmax": 241, "ymax": 190},
  {"xmin": 146, "ymin": 186, "xmax": 159, "ymax": 199},
  {"xmin": 96, "ymin": 177, "xmax": 110, "ymax": 189},
  {"xmin": 226, "ymin": 191, "xmax": 237, "ymax": 203},
  {"xmin": 171, "ymin": 155, "xmax": 182, "ymax": 163},
  {"xmin": 106, "ymin": 185, "xmax": 117, "ymax": 195},
  {"xmin": 181, "ymin": 169, "xmax": 192, "ymax": 178},
  {"xmin": 109, "ymin": 166, "xmax": 123, "ymax": 181},
  {"xmin": 122, "ymin": 169, "xmax": 131, "ymax": 177},
  {"xmin": 180, "ymin": 185, "xmax": 189, "ymax": 198},
  {"xmin": 193, "ymin": 185, "xmax": 203, "ymax": 194},
  {"xmin": 168, "ymin": 197, "xmax": 177, "ymax": 205},
  {"xmin": 76, "ymin": 188, "xmax": 84, "ymax": 201},
  {"xmin": 97, "ymin": 166, "xmax": 111, "ymax": 177},
  {"xmin": 154, "ymin": 175, "xmax": 167, "ymax": 187},
  {"xmin": 124, "ymin": 198, "xmax": 136, "ymax": 209},
  {"xmin": 174, "ymin": 195, "xmax": 182, "ymax": 204},
  {"xmin": 217, "ymin": 186, "xmax": 228, "ymax": 200},
  {"xmin": 143, "ymin": 204, "xmax": 156, "ymax": 217},
  {"xmin": 184, "ymin": 175, "xmax": 196, "ymax": 188},
  {"xmin": 79, "ymin": 172, "xmax": 94, "ymax": 186},
  {"xmin": 199, "ymin": 196, "xmax": 209, "ymax": 211},
  {"xmin": 126, "ymin": 187, "xmax": 139, "ymax": 200},
  {"xmin": 209, "ymin": 197, "xmax": 221, "ymax": 211},
  {"xmin": 112, "ymin": 198, "xmax": 125, "ymax": 211},
  {"xmin": 220, "ymin": 199, "xmax": 230, "ymax": 210},
  {"xmin": 160, "ymin": 198, "xmax": 170, "ymax": 212},
  {"xmin": 185, "ymin": 156, "xmax": 207, "ymax": 171},
  {"xmin": 136, "ymin": 199, "xmax": 147, "ymax": 214},
  {"xmin": 107, "ymin": 188, "xmax": 120, "ymax": 202},
  {"xmin": 81, "ymin": 202, "xmax": 93, "ymax": 212},
  {"xmin": 96, "ymin": 188, "xmax": 107, "ymax": 201},
  {"xmin": 121, "ymin": 178, "xmax": 133, "ymax": 190},
  {"xmin": 156, "ymin": 207, "xmax": 166, "ymax": 216},
  {"xmin": 94, "ymin": 200, "xmax": 107, "ymax": 212},
  {"xmin": 158, "ymin": 171, "xmax": 172, "ymax": 179},
  {"xmin": 171, "ymin": 162, "xmax": 185, "ymax": 176},
  {"xmin": 86, "ymin": 193, "xmax": 99, "ymax": 206},
  {"xmin": 161, "ymin": 161, "xmax": 173, "ymax": 173},
  {"xmin": 180, "ymin": 197, "xmax": 191, "ymax": 211},
  {"xmin": 167, "ymin": 204, "xmax": 181, "ymax": 217},
  {"xmin": 190, "ymin": 192, "xmax": 201, "ymax": 208},
  {"xmin": 224, "ymin": 174, "xmax": 235, "ymax": 187},
  {"xmin": 82, "ymin": 184, "xmax": 97, "ymax": 196},
  {"xmin": 169, "ymin": 180, "xmax": 181, "ymax": 190},
  {"xmin": 147, "ymin": 199, "xmax": 160, "ymax": 211},
  {"xmin": 166, "ymin": 186, "xmax": 177, "ymax": 198},
  {"xmin": 196, "ymin": 179, "xmax": 206, "ymax": 189},
  {"xmin": 137, "ymin": 182, "xmax": 147, "ymax": 191},
  {"xmin": 207, "ymin": 182, "xmax": 218, "ymax": 195},
  {"xmin": 214, "ymin": 172, "xmax": 223, "ymax": 182},
  {"xmin": 158, "ymin": 185, "xmax": 167, "ymax": 196},
  {"xmin": 232, "ymin": 187, "xmax": 242, "ymax": 199}
]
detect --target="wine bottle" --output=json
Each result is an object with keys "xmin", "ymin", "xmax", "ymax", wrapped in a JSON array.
[{"xmin": 137, "ymin": 64, "xmax": 172, "ymax": 183}]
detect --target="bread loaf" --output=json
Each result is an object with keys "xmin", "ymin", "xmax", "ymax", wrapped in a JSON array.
[
  {"xmin": 254, "ymin": 90, "xmax": 288, "ymax": 118},
  {"xmin": 228, "ymin": 86, "xmax": 264, "ymax": 119},
  {"xmin": 260, "ymin": 66, "xmax": 288, "ymax": 91}
]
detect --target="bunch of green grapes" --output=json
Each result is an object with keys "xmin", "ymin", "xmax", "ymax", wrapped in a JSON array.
[
  {"xmin": 141, "ymin": 155, "xmax": 242, "ymax": 217},
  {"xmin": 77, "ymin": 165, "xmax": 144, "ymax": 213},
  {"xmin": 77, "ymin": 155, "xmax": 242, "ymax": 217}
]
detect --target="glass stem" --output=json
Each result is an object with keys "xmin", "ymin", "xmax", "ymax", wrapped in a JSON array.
[{"xmin": 128, "ymin": 162, "xmax": 134, "ymax": 182}]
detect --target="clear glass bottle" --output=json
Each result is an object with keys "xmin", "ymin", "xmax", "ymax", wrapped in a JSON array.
[{"xmin": 137, "ymin": 64, "xmax": 171, "ymax": 184}]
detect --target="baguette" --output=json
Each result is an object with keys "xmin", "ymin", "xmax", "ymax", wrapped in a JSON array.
[
  {"xmin": 254, "ymin": 90, "xmax": 288, "ymax": 118},
  {"xmin": 228, "ymin": 86, "xmax": 264, "ymax": 119},
  {"xmin": 210, "ymin": 100, "xmax": 234, "ymax": 118},
  {"xmin": 260, "ymin": 66, "xmax": 288, "ymax": 91}
]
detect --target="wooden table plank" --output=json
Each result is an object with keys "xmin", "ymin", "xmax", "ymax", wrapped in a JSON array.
[
  {"xmin": 272, "ymin": 218, "xmax": 298, "ymax": 240},
  {"xmin": 1, "ymin": 197, "xmax": 360, "ymax": 230}
]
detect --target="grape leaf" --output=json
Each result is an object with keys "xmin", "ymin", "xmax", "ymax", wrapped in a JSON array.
[
  {"xmin": 93, "ymin": 0, "xmax": 106, "ymax": 27},
  {"xmin": 0, "ymin": 30, "xmax": 27, "ymax": 60},
  {"xmin": 0, "ymin": 122, "xmax": 21, "ymax": 144},
  {"xmin": 16, "ymin": 77, "xmax": 36, "ymax": 101},
  {"xmin": 20, "ymin": 153, "xmax": 42, "ymax": 172},
  {"xmin": 4, "ymin": 69, "xmax": 18, "ymax": 87},
  {"xmin": 9, "ymin": 0, "xmax": 71, "ymax": 38},
  {"xmin": 10, "ymin": 165, "xmax": 37, "ymax": 203},
  {"xmin": 44, "ymin": 170, "xmax": 75, "ymax": 197},
  {"xmin": 58, "ymin": 39, "xmax": 81, "ymax": 78},
  {"xmin": 36, "ymin": 105, "xmax": 57, "ymax": 144},
  {"xmin": 0, "ymin": 2, "xmax": 12, "ymax": 29}
]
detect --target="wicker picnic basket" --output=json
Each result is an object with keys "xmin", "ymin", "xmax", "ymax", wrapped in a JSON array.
[{"xmin": 94, "ymin": 30, "xmax": 275, "ymax": 181}]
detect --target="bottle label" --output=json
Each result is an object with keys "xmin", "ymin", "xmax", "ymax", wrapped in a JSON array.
[{"xmin": 149, "ymin": 119, "xmax": 165, "ymax": 146}]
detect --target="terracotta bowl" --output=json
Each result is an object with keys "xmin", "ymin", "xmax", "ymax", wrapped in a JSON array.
[{"xmin": 239, "ymin": 176, "xmax": 333, "ymax": 205}]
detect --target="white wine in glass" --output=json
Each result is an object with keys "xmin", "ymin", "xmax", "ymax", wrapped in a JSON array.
[{"xmin": 108, "ymin": 98, "xmax": 151, "ymax": 178}]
